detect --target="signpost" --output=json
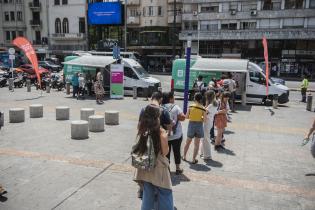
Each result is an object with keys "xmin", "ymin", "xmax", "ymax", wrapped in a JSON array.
[
  {"xmin": 183, "ymin": 34, "xmax": 192, "ymax": 114},
  {"xmin": 110, "ymin": 64, "xmax": 124, "ymax": 99},
  {"xmin": 8, "ymin": 48, "xmax": 15, "ymax": 91}
]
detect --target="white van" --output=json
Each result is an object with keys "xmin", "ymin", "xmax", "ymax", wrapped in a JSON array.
[
  {"xmin": 63, "ymin": 56, "xmax": 160, "ymax": 96},
  {"xmin": 171, "ymin": 58, "xmax": 289, "ymax": 104}
]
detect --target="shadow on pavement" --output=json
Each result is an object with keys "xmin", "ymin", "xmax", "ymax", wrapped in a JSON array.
[
  {"xmin": 235, "ymin": 104, "xmax": 252, "ymax": 112},
  {"xmin": 217, "ymin": 148, "xmax": 236, "ymax": 156},
  {"xmin": 305, "ymin": 173, "xmax": 315, "ymax": 176},
  {"xmin": 0, "ymin": 195, "xmax": 8, "ymax": 202},
  {"xmin": 204, "ymin": 159, "xmax": 223, "ymax": 168},
  {"xmin": 224, "ymin": 130, "xmax": 235, "ymax": 135},
  {"xmin": 171, "ymin": 173, "xmax": 191, "ymax": 186},
  {"xmin": 189, "ymin": 163, "xmax": 211, "ymax": 172},
  {"xmin": 15, "ymin": 95, "xmax": 44, "ymax": 101}
]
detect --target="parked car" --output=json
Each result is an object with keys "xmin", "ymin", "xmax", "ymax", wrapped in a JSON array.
[
  {"xmin": 19, "ymin": 64, "xmax": 50, "ymax": 75},
  {"xmin": 39, "ymin": 61, "xmax": 61, "ymax": 72}
]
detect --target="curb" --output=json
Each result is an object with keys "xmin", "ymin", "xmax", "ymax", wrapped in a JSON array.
[{"xmin": 289, "ymin": 89, "xmax": 315, "ymax": 92}]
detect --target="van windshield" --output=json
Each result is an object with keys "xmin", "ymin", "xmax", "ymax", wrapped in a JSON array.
[{"xmin": 134, "ymin": 66, "xmax": 149, "ymax": 78}]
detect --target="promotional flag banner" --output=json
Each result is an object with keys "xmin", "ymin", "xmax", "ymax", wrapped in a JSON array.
[
  {"xmin": 262, "ymin": 36, "xmax": 269, "ymax": 96},
  {"xmin": 12, "ymin": 37, "xmax": 41, "ymax": 87}
]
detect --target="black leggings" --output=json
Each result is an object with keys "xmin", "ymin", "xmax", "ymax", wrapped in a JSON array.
[{"xmin": 166, "ymin": 136, "xmax": 183, "ymax": 165}]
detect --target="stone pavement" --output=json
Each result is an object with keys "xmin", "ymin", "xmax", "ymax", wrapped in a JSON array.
[{"xmin": 0, "ymin": 87, "xmax": 314, "ymax": 210}]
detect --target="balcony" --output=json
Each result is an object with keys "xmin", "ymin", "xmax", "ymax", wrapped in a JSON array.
[
  {"xmin": 179, "ymin": 28, "xmax": 315, "ymax": 41},
  {"xmin": 127, "ymin": 16, "xmax": 140, "ymax": 25},
  {"xmin": 29, "ymin": 20, "xmax": 42, "ymax": 28},
  {"xmin": 51, "ymin": 33, "xmax": 85, "ymax": 41},
  {"xmin": 168, "ymin": 0, "xmax": 182, "ymax": 3},
  {"xmin": 29, "ymin": 2, "xmax": 41, "ymax": 11},
  {"xmin": 168, "ymin": 15, "xmax": 182, "ymax": 24},
  {"xmin": 127, "ymin": 0, "xmax": 140, "ymax": 5}
]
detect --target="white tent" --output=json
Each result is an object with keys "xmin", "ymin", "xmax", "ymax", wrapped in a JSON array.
[
  {"xmin": 62, "ymin": 55, "xmax": 116, "ymax": 68},
  {"xmin": 191, "ymin": 58, "xmax": 249, "ymax": 72}
]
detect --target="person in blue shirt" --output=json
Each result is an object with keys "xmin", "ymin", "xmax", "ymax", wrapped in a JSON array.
[{"xmin": 71, "ymin": 73, "xmax": 79, "ymax": 98}]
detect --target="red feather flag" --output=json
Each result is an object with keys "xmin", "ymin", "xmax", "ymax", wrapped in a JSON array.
[
  {"xmin": 12, "ymin": 37, "xmax": 41, "ymax": 88},
  {"xmin": 262, "ymin": 36, "xmax": 269, "ymax": 96}
]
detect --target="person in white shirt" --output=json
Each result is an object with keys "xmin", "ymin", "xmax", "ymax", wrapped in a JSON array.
[
  {"xmin": 78, "ymin": 73, "xmax": 85, "ymax": 98},
  {"xmin": 223, "ymin": 73, "xmax": 236, "ymax": 112},
  {"xmin": 200, "ymin": 90, "xmax": 218, "ymax": 160}
]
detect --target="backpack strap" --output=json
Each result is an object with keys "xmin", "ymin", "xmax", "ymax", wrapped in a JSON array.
[{"xmin": 189, "ymin": 105, "xmax": 206, "ymax": 112}]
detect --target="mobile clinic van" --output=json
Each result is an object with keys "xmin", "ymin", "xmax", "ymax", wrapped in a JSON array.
[
  {"xmin": 171, "ymin": 58, "xmax": 289, "ymax": 104},
  {"xmin": 63, "ymin": 55, "xmax": 161, "ymax": 96}
]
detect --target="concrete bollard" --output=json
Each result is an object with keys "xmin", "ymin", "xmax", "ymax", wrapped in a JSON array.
[
  {"xmin": 133, "ymin": 86, "xmax": 137, "ymax": 99},
  {"xmin": 46, "ymin": 82, "xmax": 51, "ymax": 93},
  {"xmin": 9, "ymin": 108, "xmax": 25, "ymax": 123},
  {"xmin": 29, "ymin": 104, "xmax": 43, "ymax": 118},
  {"xmin": 307, "ymin": 94, "xmax": 313, "ymax": 111},
  {"xmin": 80, "ymin": 108, "xmax": 95, "ymax": 121},
  {"xmin": 26, "ymin": 79, "xmax": 31, "ymax": 92},
  {"xmin": 71, "ymin": 120, "xmax": 89, "ymax": 140},
  {"xmin": 105, "ymin": 111, "xmax": 119, "ymax": 125},
  {"xmin": 273, "ymin": 94, "xmax": 278, "ymax": 109},
  {"xmin": 56, "ymin": 106, "xmax": 70, "ymax": 120},
  {"xmin": 8, "ymin": 78, "xmax": 14, "ymax": 91},
  {"xmin": 66, "ymin": 82, "xmax": 70, "ymax": 95},
  {"xmin": 0, "ymin": 112, "xmax": 4, "ymax": 128},
  {"xmin": 88, "ymin": 115, "xmax": 105, "ymax": 132}
]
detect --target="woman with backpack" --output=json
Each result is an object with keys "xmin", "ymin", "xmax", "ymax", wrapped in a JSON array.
[
  {"xmin": 162, "ymin": 92, "xmax": 186, "ymax": 175},
  {"xmin": 182, "ymin": 92, "xmax": 207, "ymax": 164},
  {"xmin": 133, "ymin": 104, "xmax": 173, "ymax": 210},
  {"xmin": 200, "ymin": 90, "xmax": 218, "ymax": 160}
]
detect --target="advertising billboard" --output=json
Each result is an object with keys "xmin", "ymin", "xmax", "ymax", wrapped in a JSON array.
[{"xmin": 88, "ymin": 2, "xmax": 122, "ymax": 25}]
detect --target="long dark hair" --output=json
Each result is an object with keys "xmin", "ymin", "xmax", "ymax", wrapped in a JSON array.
[{"xmin": 134, "ymin": 105, "xmax": 161, "ymax": 156}]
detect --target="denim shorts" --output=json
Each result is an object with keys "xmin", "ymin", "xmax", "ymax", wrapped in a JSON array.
[{"xmin": 187, "ymin": 121, "xmax": 204, "ymax": 139}]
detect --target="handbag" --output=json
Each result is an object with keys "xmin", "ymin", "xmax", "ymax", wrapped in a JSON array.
[{"xmin": 131, "ymin": 134, "xmax": 156, "ymax": 171}]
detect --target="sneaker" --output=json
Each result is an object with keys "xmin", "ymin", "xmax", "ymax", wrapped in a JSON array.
[{"xmin": 211, "ymin": 140, "xmax": 215, "ymax": 145}]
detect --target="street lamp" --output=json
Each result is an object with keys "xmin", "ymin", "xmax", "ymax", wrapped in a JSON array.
[
  {"xmin": 183, "ymin": 33, "xmax": 192, "ymax": 114},
  {"xmin": 193, "ymin": 11, "xmax": 200, "ymax": 55}
]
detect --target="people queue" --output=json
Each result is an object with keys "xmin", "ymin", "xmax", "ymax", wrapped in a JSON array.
[{"xmin": 132, "ymin": 74, "xmax": 237, "ymax": 210}]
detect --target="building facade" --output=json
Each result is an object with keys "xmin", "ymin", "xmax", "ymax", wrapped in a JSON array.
[
  {"xmin": 48, "ymin": 0, "xmax": 88, "ymax": 57},
  {"xmin": 126, "ymin": 0, "xmax": 182, "ymax": 72},
  {"xmin": 180, "ymin": 0, "xmax": 315, "ymax": 78}
]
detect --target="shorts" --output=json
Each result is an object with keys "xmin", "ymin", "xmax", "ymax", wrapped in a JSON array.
[{"xmin": 187, "ymin": 121, "xmax": 204, "ymax": 138}]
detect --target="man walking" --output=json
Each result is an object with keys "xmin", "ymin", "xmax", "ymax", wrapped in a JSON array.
[
  {"xmin": 300, "ymin": 75, "xmax": 309, "ymax": 103},
  {"xmin": 71, "ymin": 73, "xmax": 79, "ymax": 98}
]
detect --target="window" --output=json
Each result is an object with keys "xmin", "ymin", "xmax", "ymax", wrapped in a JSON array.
[
  {"xmin": 158, "ymin": 6, "xmax": 162, "ymax": 16},
  {"xmin": 260, "ymin": 19, "xmax": 281, "ymax": 28},
  {"xmin": 310, "ymin": 0, "xmax": 315, "ymax": 8},
  {"xmin": 283, "ymin": 18, "xmax": 304, "ymax": 28},
  {"xmin": 241, "ymin": 2, "xmax": 257, "ymax": 11},
  {"xmin": 10, "ymin": 11, "xmax": 15, "ymax": 21},
  {"xmin": 229, "ymin": 2, "xmax": 238, "ymax": 10},
  {"xmin": 55, "ymin": 18, "xmax": 61, "ymax": 33},
  {"xmin": 18, "ymin": 31, "xmax": 23, "ymax": 36},
  {"xmin": 241, "ymin": 22, "xmax": 257, "ymax": 29},
  {"xmin": 148, "ymin": 6, "xmax": 153, "ymax": 16},
  {"xmin": 4, "ymin": 0, "xmax": 8, "ymax": 3},
  {"xmin": 4, "ymin": 12, "xmax": 9, "ymax": 21},
  {"xmin": 285, "ymin": 0, "xmax": 303, "ymax": 9},
  {"xmin": 35, "ymin": 31, "xmax": 41, "ymax": 43},
  {"xmin": 221, "ymin": 23, "xmax": 237, "ymax": 30},
  {"xmin": 11, "ymin": 31, "xmax": 16, "ymax": 40},
  {"xmin": 62, "ymin": 18, "xmax": 69, "ymax": 33},
  {"xmin": 62, "ymin": 0, "xmax": 67, "ymax": 5},
  {"xmin": 201, "ymin": 6, "xmax": 219, "ymax": 13},
  {"xmin": 79, "ymin": 17, "xmax": 85, "ymax": 33},
  {"xmin": 54, "ymin": 0, "xmax": 60, "ymax": 5},
  {"xmin": 5, "ymin": 31, "xmax": 10, "ymax": 40},
  {"xmin": 17, "ymin": 11, "xmax": 22, "ymax": 21},
  {"xmin": 249, "ymin": 71, "xmax": 268, "ymax": 85},
  {"xmin": 262, "ymin": 0, "xmax": 273, "ymax": 10},
  {"xmin": 124, "ymin": 67, "xmax": 138, "ymax": 79},
  {"xmin": 200, "ymin": 20, "xmax": 219, "ymax": 30}
]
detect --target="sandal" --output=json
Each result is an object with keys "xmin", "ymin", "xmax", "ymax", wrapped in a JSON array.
[
  {"xmin": 181, "ymin": 156, "xmax": 187, "ymax": 162},
  {"xmin": 191, "ymin": 159, "xmax": 198, "ymax": 164}
]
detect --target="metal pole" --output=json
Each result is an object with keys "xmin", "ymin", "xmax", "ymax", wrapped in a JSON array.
[
  {"xmin": 197, "ymin": 14, "xmax": 200, "ymax": 55},
  {"xmin": 124, "ymin": 0, "xmax": 127, "ymax": 52},
  {"xmin": 172, "ymin": 0, "xmax": 176, "ymax": 59},
  {"xmin": 183, "ymin": 37, "xmax": 192, "ymax": 114}
]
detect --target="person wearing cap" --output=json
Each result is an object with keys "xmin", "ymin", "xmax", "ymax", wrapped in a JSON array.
[{"xmin": 71, "ymin": 72, "xmax": 79, "ymax": 98}]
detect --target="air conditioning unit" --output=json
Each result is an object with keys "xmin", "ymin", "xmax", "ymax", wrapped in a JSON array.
[
  {"xmin": 230, "ymin": 9, "xmax": 236, "ymax": 15},
  {"xmin": 251, "ymin": 10, "xmax": 257, "ymax": 16},
  {"xmin": 193, "ymin": 11, "xmax": 198, "ymax": 16}
]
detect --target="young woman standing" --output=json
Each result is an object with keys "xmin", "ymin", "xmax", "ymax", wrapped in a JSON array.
[
  {"xmin": 200, "ymin": 90, "xmax": 218, "ymax": 160},
  {"xmin": 183, "ymin": 93, "xmax": 207, "ymax": 164},
  {"xmin": 133, "ymin": 105, "xmax": 173, "ymax": 210},
  {"xmin": 214, "ymin": 91, "xmax": 230, "ymax": 151}
]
